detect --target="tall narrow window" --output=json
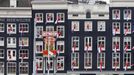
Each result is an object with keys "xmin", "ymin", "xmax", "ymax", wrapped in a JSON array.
[
  {"xmin": 84, "ymin": 37, "xmax": 92, "ymax": 51},
  {"xmin": 97, "ymin": 37, "xmax": 105, "ymax": 52},
  {"xmin": 19, "ymin": 62, "xmax": 29, "ymax": 74},
  {"xmin": 46, "ymin": 26, "xmax": 54, "ymax": 32},
  {"xmin": 0, "ymin": 49, "xmax": 4, "ymax": 59},
  {"xmin": 35, "ymin": 13, "xmax": 43, "ymax": 23},
  {"xmin": 112, "ymin": 37, "xmax": 120, "ymax": 52},
  {"xmin": 0, "ymin": 62, "xmax": 4, "ymax": 74},
  {"xmin": 46, "ymin": 57, "xmax": 53, "ymax": 70},
  {"xmin": 71, "ymin": 53, "xmax": 79, "ymax": 69},
  {"xmin": 123, "ymin": 53, "xmax": 131, "ymax": 69},
  {"xmin": 97, "ymin": 53, "xmax": 105, "ymax": 69},
  {"xmin": 19, "ymin": 23, "xmax": 29, "ymax": 33},
  {"xmin": 36, "ymin": 41, "xmax": 43, "ymax": 53},
  {"xmin": 123, "ymin": 37, "xmax": 131, "ymax": 52},
  {"xmin": 46, "ymin": 13, "xmax": 54, "ymax": 23},
  {"xmin": 19, "ymin": 37, "xmax": 29, "ymax": 47},
  {"xmin": 124, "ymin": 9, "xmax": 131, "ymax": 20},
  {"xmin": 36, "ymin": 57, "xmax": 43, "ymax": 71},
  {"xmin": 97, "ymin": 21, "xmax": 106, "ymax": 31},
  {"xmin": 36, "ymin": 26, "xmax": 43, "ymax": 38},
  {"xmin": 55, "ymin": 13, "xmax": 65, "ymax": 23},
  {"xmin": 0, "ymin": 37, "xmax": 4, "ymax": 46},
  {"xmin": 56, "ymin": 41, "xmax": 64, "ymax": 54},
  {"xmin": 112, "ymin": 53, "xmax": 120, "ymax": 69},
  {"xmin": 44, "ymin": 37, "xmax": 55, "ymax": 51},
  {"xmin": 72, "ymin": 36, "xmax": 79, "ymax": 52},
  {"xmin": 0, "ymin": 23, "xmax": 4, "ymax": 32},
  {"xmin": 112, "ymin": 9, "xmax": 120, "ymax": 20},
  {"xmin": 112, "ymin": 22, "xmax": 120, "ymax": 35},
  {"xmin": 57, "ymin": 26, "xmax": 64, "ymax": 38},
  {"xmin": 124, "ymin": 22, "xmax": 131, "ymax": 35},
  {"xmin": 7, "ymin": 23, "xmax": 16, "ymax": 34},
  {"xmin": 84, "ymin": 21, "xmax": 92, "ymax": 31},
  {"xmin": 7, "ymin": 37, "xmax": 16, "ymax": 48},
  {"xmin": 57, "ymin": 56, "xmax": 64, "ymax": 70},
  {"xmin": 7, "ymin": 62, "xmax": 16, "ymax": 74},
  {"xmin": 7, "ymin": 50, "xmax": 16, "ymax": 61},
  {"xmin": 71, "ymin": 21, "xmax": 79, "ymax": 31},
  {"xmin": 84, "ymin": 52, "xmax": 92, "ymax": 69}
]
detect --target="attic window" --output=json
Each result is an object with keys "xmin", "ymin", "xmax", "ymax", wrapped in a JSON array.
[
  {"xmin": 86, "ymin": 12, "xmax": 91, "ymax": 18},
  {"xmin": 99, "ymin": 14, "xmax": 105, "ymax": 17},
  {"xmin": 73, "ymin": 14, "xmax": 78, "ymax": 17}
]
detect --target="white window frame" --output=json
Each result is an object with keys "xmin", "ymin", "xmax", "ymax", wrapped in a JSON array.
[
  {"xmin": 56, "ymin": 13, "xmax": 65, "ymax": 23},
  {"xmin": 57, "ymin": 26, "xmax": 65, "ymax": 38},
  {"xmin": 7, "ymin": 23, "xmax": 16, "ymax": 34},
  {"xmin": 112, "ymin": 9, "xmax": 120, "ymax": 20},
  {"xmin": 56, "ymin": 41, "xmax": 64, "ymax": 53},
  {"xmin": 7, "ymin": 49, "xmax": 16, "ymax": 61},
  {"xmin": 0, "ymin": 49, "xmax": 4, "ymax": 59},
  {"xmin": 72, "ymin": 36, "xmax": 79, "ymax": 51},
  {"xmin": 123, "ymin": 37, "xmax": 131, "ymax": 51},
  {"xmin": 0, "ymin": 62, "xmax": 4, "ymax": 74},
  {"xmin": 112, "ymin": 53, "xmax": 120, "ymax": 69},
  {"xmin": 112, "ymin": 37, "xmax": 120, "ymax": 52},
  {"xmin": 0, "ymin": 37, "xmax": 4, "ymax": 46},
  {"xmin": 84, "ymin": 21, "xmax": 92, "ymax": 31},
  {"xmin": 124, "ymin": 22, "xmax": 131, "ymax": 35},
  {"xmin": 36, "ymin": 57, "xmax": 43, "ymax": 71},
  {"xmin": 19, "ymin": 62, "xmax": 29, "ymax": 74},
  {"xmin": 123, "ymin": 53, "xmax": 131, "ymax": 69},
  {"xmin": 112, "ymin": 22, "xmax": 120, "ymax": 35},
  {"xmin": 0, "ymin": 23, "xmax": 4, "ymax": 32},
  {"xmin": 97, "ymin": 36, "xmax": 105, "ymax": 51},
  {"xmin": 57, "ymin": 56, "xmax": 64, "ymax": 70},
  {"xmin": 19, "ymin": 23, "xmax": 29, "ymax": 33},
  {"xmin": 46, "ymin": 13, "xmax": 54, "ymax": 23},
  {"xmin": 124, "ymin": 9, "xmax": 131, "ymax": 20},
  {"xmin": 46, "ymin": 57, "xmax": 54, "ymax": 70},
  {"xmin": 36, "ymin": 41, "xmax": 43, "ymax": 53},
  {"xmin": 35, "ymin": 13, "xmax": 43, "ymax": 23},
  {"xmin": 36, "ymin": 26, "xmax": 43, "ymax": 38},
  {"xmin": 71, "ymin": 21, "xmax": 79, "ymax": 31},
  {"xmin": 19, "ymin": 37, "xmax": 29, "ymax": 47},
  {"xmin": 97, "ymin": 53, "xmax": 105, "ymax": 69},
  {"xmin": 84, "ymin": 52, "xmax": 92, "ymax": 69},
  {"xmin": 7, "ymin": 62, "xmax": 16, "ymax": 74},
  {"xmin": 97, "ymin": 21, "xmax": 106, "ymax": 31},
  {"xmin": 71, "ymin": 52, "xmax": 79, "ymax": 69},
  {"xmin": 7, "ymin": 37, "xmax": 16, "ymax": 48},
  {"xmin": 46, "ymin": 26, "xmax": 54, "ymax": 32},
  {"xmin": 84, "ymin": 37, "xmax": 92, "ymax": 51},
  {"xmin": 19, "ymin": 49, "xmax": 29, "ymax": 59}
]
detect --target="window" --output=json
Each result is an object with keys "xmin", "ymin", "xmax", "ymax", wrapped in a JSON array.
[
  {"xmin": 57, "ymin": 56, "xmax": 64, "ymax": 70},
  {"xmin": 84, "ymin": 21, "xmax": 92, "ymax": 31},
  {"xmin": 112, "ymin": 22, "xmax": 120, "ymax": 35},
  {"xmin": 7, "ymin": 50, "xmax": 16, "ymax": 61},
  {"xmin": 46, "ymin": 13, "xmax": 54, "ymax": 23},
  {"xmin": 56, "ymin": 41, "xmax": 64, "ymax": 53},
  {"xmin": 19, "ymin": 62, "xmax": 28, "ymax": 74},
  {"xmin": 0, "ymin": 62, "xmax": 4, "ymax": 74},
  {"xmin": 124, "ymin": 9, "xmax": 131, "ymax": 20},
  {"xmin": 86, "ymin": 12, "xmax": 91, "ymax": 18},
  {"xmin": 112, "ymin": 53, "xmax": 120, "ymax": 69},
  {"xmin": 84, "ymin": 52, "xmax": 92, "ymax": 69},
  {"xmin": 19, "ymin": 37, "xmax": 29, "ymax": 47},
  {"xmin": 35, "ymin": 13, "xmax": 43, "ymax": 23},
  {"xmin": 71, "ymin": 53, "xmax": 79, "ymax": 69},
  {"xmin": 44, "ymin": 37, "xmax": 55, "ymax": 51},
  {"xmin": 123, "ymin": 37, "xmax": 131, "ymax": 52},
  {"xmin": 0, "ymin": 37, "xmax": 4, "ymax": 46},
  {"xmin": 46, "ymin": 26, "xmax": 54, "ymax": 32},
  {"xmin": 19, "ymin": 49, "xmax": 29, "ymax": 59},
  {"xmin": 57, "ymin": 26, "xmax": 64, "ymax": 38},
  {"xmin": 36, "ymin": 26, "xmax": 43, "ymax": 38},
  {"xmin": 71, "ymin": 21, "xmax": 79, "ymax": 31},
  {"xmin": 7, "ymin": 62, "xmax": 16, "ymax": 74},
  {"xmin": 36, "ymin": 57, "xmax": 43, "ymax": 71},
  {"xmin": 97, "ymin": 37, "xmax": 105, "ymax": 52},
  {"xmin": 7, "ymin": 37, "xmax": 16, "ymax": 48},
  {"xmin": 19, "ymin": 23, "xmax": 29, "ymax": 33},
  {"xmin": 72, "ymin": 36, "xmax": 79, "ymax": 52},
  {"xmin": 84, "ymin": 37, "xmax": 92, "ymax": 51},
  {"xmin": 0, "ymin": 23, "xmax": 4, "ymax": 32},
  {"xmin": 7, "ymin": 23, "xmax": 16, "ymax": 34},
  {"xmin": 112, "ymin": 37, "xmax": 120, "ymax": 52},
  {"xmin": 124, "ymin": 22, "xmax": 131, "ymax": 35},
  {"xmin": 55, "ymin": 13, "xmax": 65, "ymax": 23},
  {"xmin": 97, "ymin": 53, "xmax": 105, "ymax": 69},
  {"xmin": 97, "ymin": 21, "xmax": 106, "ymax": 31},
  {"xmin": 46, "ymin": 57, "xmax": 53, "ymax": 70},
  {"xmin": 36, "ymin": 41, "xmax": 43, "ymax": 53},
  {"xmin": 112, "ymin": 9, "xmax": 120, "ymax": 20},
  {"xmin": 0, "ymin": 49, "xmax": 4, "ymax": 59},
  {"xmin": 123, "ymin": 53, "xmax": 131, "ymax": 69}
]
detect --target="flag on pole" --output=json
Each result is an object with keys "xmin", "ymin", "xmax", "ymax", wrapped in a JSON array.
[
  {"xmin": 115, "ymin": 60, "xmax": 118, "ymax": 71},
  {"xmin": 124, "ymin": 28, "xmax": 129, "ymax": 35},
  {"xmin": 115, "ymin": 12, "xmax": 119, "ymax": 19},
  {"xmin": 100, "ymin": 60, "xmax": 103, "ymax": 72},
  {"xmin": 8, "ymin": 25, "xmax": 13, "ymax": 32},
  {"xmin": 55, "ymin": 15, "xmax": 60, "ymax": 24},
  {"xmin": 98, "ymin": 44, "xmax": 102, "ymax": 53},
  {"xmin": 124, "ymin": 60, "xmax": 129, "ymax": 71},
  {"xmin": 126, "ymin": 11, "xmax": 130, "ymax": 20},
  {"xmin": 124, "ymin": 44, "xmax": 128, "ymax": 52},
  {"xmin": 132, "ymin": 46, "xmax": 134, "ymax": 50},
  {"xmin": 113, "ymin": 27, "xmax": 118, "ymax": 35},
  {"xmin": 72, "ymin": 42, "xmax": 76, "ymax": 53},
  {"xmin": 114, "ymin": 44, "xmax": 118, "ymax": 53},
  {"xmin": 36, "ymin": 63, "xmax": 38, "ymax": 73}
]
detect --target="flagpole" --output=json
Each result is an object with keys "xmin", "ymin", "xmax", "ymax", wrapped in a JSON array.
[{"xmin": 48, "ymin": 36, "xmax": 50, "ymax": 75}]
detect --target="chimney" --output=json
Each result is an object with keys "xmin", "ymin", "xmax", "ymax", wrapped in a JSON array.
[{"xmin": 10, "ymin": 0, "xmax": 17, "ymax": 7}]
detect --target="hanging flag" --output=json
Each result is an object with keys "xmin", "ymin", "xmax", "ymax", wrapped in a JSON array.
[
  {"xmin": 21, "ymin": 53, "xmax": 25, "ymax": 62},
  {"xmin": 98, "ymin": 44, "xmax": 102, "ymax": 53},
  {"xmin": 124, "ymin": 60, "xmax": 129, "ymax": 71},
  {"xmin": 115, "ymin": 12, "xmax": 119, "ymax": 19},
  {"xmin": 85, "ymin": 43, "xmax": 89, "ymax": 51},
  {"xmin": 124, "ymin": 28, "xmax": 129, "ymax": 35},
  {"xmin": 132, "ymin": 46, "xmax": 134, "ymax": 50},
  {"xmin": 55, "ymin": 15, "xmax": 60, "ymax": 24},
  {"xmin": 72, "ymin": 42, "xmax": 76, "ymax": 53},
  {"xmin": 124, "ymin": 44, "xmax": 128, "ymax": 52},
  {"xmin": 72, "ymin": 24, "xmax": 76, "ymax": 31},
  {"xmin": 113, "ymin": 27, "xmax": 118, "ymax": 35},
  {"xmin": 114, "ymin": 44, "xmax": 118, "ymax": 53},
  {"xmin": 100, "ymin": 60, "xmax": 103, "ymax": 72},
  {"xmin": 126, "ymin": 12, "xmax": 130, "ymax": 20},
  {"xmin": 115, "ymin": 60, "xmax": 118, "ymax": 71},
  {"xmin": 8, "ymin": 25, "xmax": 13, "ymax": 32}
]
